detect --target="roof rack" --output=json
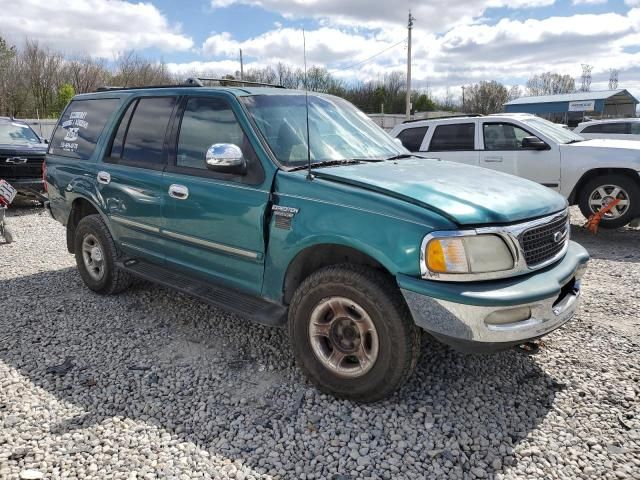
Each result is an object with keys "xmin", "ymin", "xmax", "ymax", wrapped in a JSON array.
[
  {"xmin": 402, "ymin": 113, "xmax": 482, "ymax": 123},
  {"xmin": 186, "ymin": 77, "xmax": 285, "ymax": 88},
  {"xmin": 95, "ymin": 77, "xmax": 285, "ymax": 93}
]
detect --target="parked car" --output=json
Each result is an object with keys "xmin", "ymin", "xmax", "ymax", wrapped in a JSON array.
[
  {"xmin": 0, "ymin": 117, "xmax": 48, "ymax": 201},
  {"xmin": 573, "ymin": 118, "xmax": 640, "ymax": 141},
  {"xmin": 391, "ymin": 114, "xmax": 640, "ymax": 228},
  {"xmin": 45, "ymin": 83, "xmax": 589, "ymax": 401}
]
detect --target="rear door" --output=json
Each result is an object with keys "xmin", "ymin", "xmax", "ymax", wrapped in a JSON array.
[
  {"xmin": 480, "ymin": 121, "xmax": 561, "ymax": 190},
  {"xmin": 161, "ymin": 95, "xmax": 272, "ymax": 295},
  {"xmin": 98, "ymin": 96, "xmax": 178, "ymax": 264},
  {"xmin": 424, "ymin": 121, "xmax": 480, "ymax": 166},
  {"xmin": 395, "ymin": 125, "xmax": 429, "ymax": 153}
]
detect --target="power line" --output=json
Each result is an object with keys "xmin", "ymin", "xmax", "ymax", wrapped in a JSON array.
[{"xmin": 335, "ymin": 38, "xmax": 408, "ymax": 72}]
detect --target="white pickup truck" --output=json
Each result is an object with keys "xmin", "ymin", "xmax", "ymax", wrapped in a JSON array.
[{"xmin": 390, "ymin": 113, "xmax": 640, "ymax": 228}]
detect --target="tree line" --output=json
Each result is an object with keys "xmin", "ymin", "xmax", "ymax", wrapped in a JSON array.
[{"xmin": 0, "ymin": 35, "xmax": 578, "ymax": 119}]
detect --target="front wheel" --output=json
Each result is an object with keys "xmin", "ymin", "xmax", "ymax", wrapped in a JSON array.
[
  {"xmin": 288, "ymin": 265, "xmax": 420, "ymax": 402},
  {"xmin": 578, "ymin": 174, "xmax": 640, "ymax": 229}
]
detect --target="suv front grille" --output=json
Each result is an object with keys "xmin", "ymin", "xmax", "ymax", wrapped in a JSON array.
[
  {"xmin": 0, "ymin": 155, "xmax": 44, "ymax": 179},
  {"xmin": 519, "ymin": 213, "xmax": 569, "ymax": 267}
]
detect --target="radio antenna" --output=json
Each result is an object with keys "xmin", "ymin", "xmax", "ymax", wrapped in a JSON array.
[{"xmin": 303, "ymin": 29, "xmax": 313, "ymax": 180}]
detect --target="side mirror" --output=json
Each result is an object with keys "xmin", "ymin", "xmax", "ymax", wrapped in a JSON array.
[
  {"xmin": 521, "ymin": 136, "xmax": 548, "ymax": 150},
  {"xmin": 205, "ymin": 143, "xmax": 246, "ymax": 175},
  {"xmin": 393, "ymin": 138, "xmax": 404, "ymax": 147}
]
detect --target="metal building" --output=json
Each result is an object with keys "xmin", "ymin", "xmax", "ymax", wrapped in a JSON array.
[{"xmin": 503, "ymin": 89, "xmax": 639, "ymax": 125}]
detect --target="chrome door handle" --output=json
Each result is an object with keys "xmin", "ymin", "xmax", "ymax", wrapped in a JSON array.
[
  {"xmin": 168, "ymin": 184, "xmax": 189, "ymax": 200},
  {"xmin": 484, "ymin": 156, "xmax": 503, "ymax": 163},
  {"xmin": 97, "ymin": 171, "xmax": 111, "ymax": 185}
]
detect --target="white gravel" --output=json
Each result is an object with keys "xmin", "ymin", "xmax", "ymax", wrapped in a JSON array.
[{"xmin": 1, "ymin": 203, "xmax": 639, "ymax": 480}]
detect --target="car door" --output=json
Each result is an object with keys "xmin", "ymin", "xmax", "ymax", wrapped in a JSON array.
[
  {"xmin": 99, "ymin": 96, "xmax": 177, "ymax": 264},
  {"xmin": 424, "ymin": 121, "xmax": 480, "ymax": 166},
  {"xmin": 480, "ymin": 121, "xmax": 561, "ymax": 190},
  {"xmin": 161, "ymin": 95, "xmax": 272, "ymax": 295},
  {"xmin": 395, "ymin": 125, "xmax": 429, "ymax": 153}
]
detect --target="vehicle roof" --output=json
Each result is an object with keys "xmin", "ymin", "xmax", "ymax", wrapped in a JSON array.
[
  {"xmin": 73, "ymin": 86, "xmax": 307, "ymax": 100},
  {"xmin": 395, "ymin": 113, "xmax": 538, "ymax": 128},
  {"xmin": 577, "ymin": 118, "xmax": 640, "ymax": 126}
]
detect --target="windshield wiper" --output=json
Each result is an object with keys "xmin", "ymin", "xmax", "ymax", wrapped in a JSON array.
[
  {"xmin": 289, "ymin": 159, "xmax": 367, "ymax": 171},
  {"xmin": 384, "ymin": 153, "xmax": 425, "ymax": 160},
  {"xmin": 566, "ymin": 139, "xmax": 584, "ymax": 144}
]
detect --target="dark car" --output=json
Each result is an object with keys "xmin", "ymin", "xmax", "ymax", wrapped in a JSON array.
[{"xmin": 0, "ymin": 117, "xmax": 48, "ymax": 200}]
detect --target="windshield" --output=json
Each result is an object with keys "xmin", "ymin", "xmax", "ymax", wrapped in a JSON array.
[
  {"xmin": 241, "ymin": 94, "xmax": 406, "ymax": 167},
  {"xmin": 0, "ymin": 122, "xmax": 41, "ymax": 144},
  {"xmin": 522, "ymin": 117, "xmax": 584, "ymax": 144}
]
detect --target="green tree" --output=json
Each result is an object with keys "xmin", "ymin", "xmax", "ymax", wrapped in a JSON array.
[
  {"xmin": 414, "ymin": 94, "xmax": 436, "ymax": 112},
  {"xmin": 54, "ymin": 83, "xmax": 75, "ymax": 116}
]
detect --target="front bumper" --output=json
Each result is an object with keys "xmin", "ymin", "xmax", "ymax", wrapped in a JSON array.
[{"xmin": 398, "ymin": 241, "xmax": 589, "ymax": 353}]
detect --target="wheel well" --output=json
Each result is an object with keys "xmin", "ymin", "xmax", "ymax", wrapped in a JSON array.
[
  {"xmin": 569, "ymin": 168, "xmax": 640, "ymax": 205},
  {"xmin": 66, "ymin": 198, "xmax": 99, "ymax": 253},
  {"xmin": 283, "ymin": 244, "xmax": 390, "ymax": 304}
]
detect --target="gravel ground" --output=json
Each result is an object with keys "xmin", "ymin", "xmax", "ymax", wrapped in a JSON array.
[{"xmin": 0, "ymin": 203, "xmax": 638, "ymax": 480}]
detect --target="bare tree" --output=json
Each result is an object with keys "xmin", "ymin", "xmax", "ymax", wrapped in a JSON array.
[
  {"xmin": 526, "ymin": 72, "xmax": 575, "ymax": 96},
  {"xmin": 463, "ymin": 80, "xmax": 509, "ymax": 115},
  {"xmin": 508, "ymin": 85, "xmax": 522, "ymax": 101},
  {"xmin": 63, "ymin": 55, "xmax": 109, "ymax": 93},
  {"xmin": 112, "ymin": 51, "xmax": 173, "ymax": 87},
  {"xmin": 22, "ymin": 40, "xmax": 63, "ymax": 116}
]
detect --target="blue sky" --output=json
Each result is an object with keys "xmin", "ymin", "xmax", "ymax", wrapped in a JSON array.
[{"xmin": 2, "ymin": 0, "xmax": 640, "ymax": 101}]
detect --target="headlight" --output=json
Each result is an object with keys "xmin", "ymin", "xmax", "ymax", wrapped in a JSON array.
[{"xmin": 424, "ymin": 234, "xmax": 514, "ymax": 275}]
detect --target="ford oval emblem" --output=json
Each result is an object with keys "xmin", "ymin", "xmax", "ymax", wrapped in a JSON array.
[{"xmin": 553, "ymin": 229, "xmax": 567, "ymax": 243}]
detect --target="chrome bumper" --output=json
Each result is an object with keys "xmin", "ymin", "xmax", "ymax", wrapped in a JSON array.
[{"xmin": 401, "ymin": 260, "xmax": 588, "ymax": 353}]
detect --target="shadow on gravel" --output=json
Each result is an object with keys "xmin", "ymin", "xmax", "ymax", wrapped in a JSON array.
[
  {"xmin": 5, "ymin": 198, "xmax": 44, "ymax": 218},
  {"xmin": 0, "ymin": 267, "xmax": 562, "ymax": 478},
  {"xmin": 570, "ymin": 224, "xmax": 640, "ymax": 263}
]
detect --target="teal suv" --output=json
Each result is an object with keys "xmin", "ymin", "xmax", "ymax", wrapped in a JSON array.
[{"xmin": 45, "ymin": 81, "xmax": 589, "ymax": 401}]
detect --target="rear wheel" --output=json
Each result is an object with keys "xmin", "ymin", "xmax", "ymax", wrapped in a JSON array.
[
  {"xmin": 288, "ymin": 264, "xmax": 420, "ymax": 402},
  {"xmin": 74, "ymin": 214, "xmax": 132, "ymax": 294},
  {"xmin": 579, "ymin": 174, "xmax": 640, "ymax": 229}
]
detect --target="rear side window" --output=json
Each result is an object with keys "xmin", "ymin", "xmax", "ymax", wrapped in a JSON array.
[
  {"xmin": 397, "ymin": 126, "xmax": 428, "ymax": 151},
  {"xmin": 111, "ymin": 96, "xmax": 176, "ymax": 166},
  {"xmin": 50, "ymin": 98, "xmax": 120, "ymax": 159},
  {"xmin": 599, "ymin": 123, "xmax": 628, "ymax": 134},
  {"xmin": 631, "ymin": 123, "xmax": 640, "ymax": 135},
  {"xmin": 429, "ymin": 123, "xmax": 475, "ymax": 151}
]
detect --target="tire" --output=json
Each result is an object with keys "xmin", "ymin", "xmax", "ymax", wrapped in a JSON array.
[
  {"xmin": 74, "ymin": 214, "xmax": 132, "ymax": 294},
  {"xmin": 578, "ymin": 174, "xmax": 640, "ymax": 229},
  {"xmin": 3, "ymin": 225, "xmax": 13, "ymax": 244},
  {"xmin": 288, "ymin": 264, "xmax": 420, "ymax": 402}
]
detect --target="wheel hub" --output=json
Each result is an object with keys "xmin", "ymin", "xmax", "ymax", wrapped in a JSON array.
[
  {"xmin": 308, "ymin": 296, "xmax": 380, "ymax": 379},
  {"xmin": 330, "ymin": 318, "xmax": 362, "ymax": 353},
  {"xmin": 81, "ymin": 234, "xmax": 106, "ymax": 281},
  {"xmin": 589, "ymin": 184, "xmax": 630, "ymax": 219}
]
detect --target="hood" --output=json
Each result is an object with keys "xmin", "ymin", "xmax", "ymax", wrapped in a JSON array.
[
  {"xmin": 312, "ymin": 158, "xmax": 567, "ymax": 226},
  {"xmin": 0, "ymin": 142, "xmax": 48, "ymax": 156},
  {"xmin": 567, "ymin": 138, "xmax": 640, "ymax": 151}
]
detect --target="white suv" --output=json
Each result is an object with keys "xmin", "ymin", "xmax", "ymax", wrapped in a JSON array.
[
  {"xmin": 574, "ymin": 118, "xmax": 640, "ymax": 141},
  {"xmin": 390, "ymin": 114, "xmax": 640, "ymax": 228}
]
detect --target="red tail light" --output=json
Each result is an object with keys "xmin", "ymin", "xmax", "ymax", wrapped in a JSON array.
[{"xmin": 42, "ymin": 160, "xmax": 48, "ymax": 193}]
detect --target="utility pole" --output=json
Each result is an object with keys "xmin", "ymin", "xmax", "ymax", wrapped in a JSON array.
[
  {"xmin": 239, "ymin": 48, "xmax": 244, "ymax": 81},
  {"xmin": 461, "ymin": 86, "xmax": 465, "ymax": 111},
  {"xmin": 405, "ymin": 11, "xmax": 415, "ymax": 120}
]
